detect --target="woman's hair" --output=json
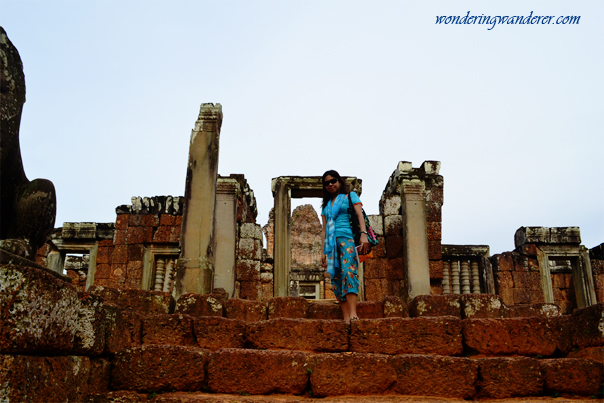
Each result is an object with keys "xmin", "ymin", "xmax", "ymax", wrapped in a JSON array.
[{"xmin": 321, "ymin": 170, "xmax": 349, "ymax": 209}]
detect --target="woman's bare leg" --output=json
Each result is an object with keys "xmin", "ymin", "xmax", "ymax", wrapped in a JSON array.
[
  {"xmin": 346, "ymin": 293, "xmax": 358, "ymax": 319},
  {"xmin": 340, "ymin": 300, "xmax": 351, "ymax": 322}
]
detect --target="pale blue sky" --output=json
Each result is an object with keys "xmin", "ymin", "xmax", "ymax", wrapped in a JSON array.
[{"xmin": 2, "ymin": 0, "xmax": 603, "ymax": 254}]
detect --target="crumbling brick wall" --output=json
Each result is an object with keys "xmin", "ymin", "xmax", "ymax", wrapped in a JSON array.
[{"xmin": 491, "ymin": 246, "xmax": 544, "ymax": 307}]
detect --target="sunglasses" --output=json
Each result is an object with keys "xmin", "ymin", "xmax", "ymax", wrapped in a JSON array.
[{"xmin": 324, "ymin": 178, "xmax": 338, "ymax": 186}]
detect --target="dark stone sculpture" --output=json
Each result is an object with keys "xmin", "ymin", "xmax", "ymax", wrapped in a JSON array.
[{"xmin": 1, "ymin": 26, "xmax": 56, "ymax": 257}]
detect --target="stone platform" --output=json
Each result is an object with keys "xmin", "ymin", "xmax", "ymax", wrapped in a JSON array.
[{"xmin": 1, "ymin": 264, "xmax": 603, "ymax": 402}]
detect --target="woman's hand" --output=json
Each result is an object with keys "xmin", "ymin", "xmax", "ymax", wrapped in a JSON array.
[
  {"xmin": 359, "ymin": 233, "xmax": 370, "ymax": 254},
  {"xmin": 321, "ymin": 254, "xmax": 327, "ymax": 267}
]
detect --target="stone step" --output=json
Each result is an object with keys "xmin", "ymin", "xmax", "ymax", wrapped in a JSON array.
[{"xmin": 107, "ymin": 346, "xmax": 604, "ymax": 399}]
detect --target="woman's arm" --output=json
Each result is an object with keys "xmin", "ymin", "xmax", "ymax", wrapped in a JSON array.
[
  {"xmin": 321, "ymin": 215, "xmax": 327, "ymax": 267},
  {"xmin": 353, "ymin": 203, "xmax": 370, "ymax": 254}
]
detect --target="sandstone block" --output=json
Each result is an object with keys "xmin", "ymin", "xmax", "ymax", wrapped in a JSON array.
[
  {"xmin": 513, "ymin": 271, "xmax": 541, "ymax": 290},
  {"xmin": 428, "ymin": 240, "xmax": 442, "ymax": 260},
  {"xmin": 247, "ymin": 318, "xmax": 348, "ymax": 352},
  {"xmin": 238, "ymin": 238, "xmax": 262, "ymax": 260},
  {"xmin": 145, "ymin": 214, "xmax": 160, "ymax": 227},
  {"xmin": 126, "ymin": 226, "xmax": 144, "ymax": 244},
  {"xmin": 90, "ymin": 286, "xmax": 174, "ymax": 314},
  {"xmin": 174, "ymin": 293, "xmax": 224, "ymax": 317},
  {"xmin": 392, "ymin": 355, "xmax": 477, "ymax": 399},
  {"xmin": 364, "ymin": 278, "xmax": 388, "ymax": 302},
  {"xmin": 512, "ymin": 287, "xmax": 531, "ymax": 304},
  {"xmin": 363, "ymin": 258, "xmax": 387, "ymax": 279},
  {"xmin": 386, "ymin": 235, "xmax": 403, "ymax": 258},
  {"xmin": 516, "ymin": 242, "xmax": 538, "ymax": 257},
  {"xmin": 460, "ymin": 294, "xmax": 506, "ymax": 319},
  {"xmin": 429, "ymin": 260, "xmax": 443, "ymax": 279},
  {"xmin": 425, "ymin": 202, "xmax": 442, "ymax": 222},
  {"xmin": 208, "ymin": 349, "xmax": 311, "ymax": 395},
  {"xmin": 408, "ymin": 295, "xmax": 461, "ymax": 318},
  {"xmin": 367, "ymin": 215, "xmax": 383, "ymax": 236},
  {"xmin": 350, "ymin": 317, "xmax": 463, "ymax": 355},
  {"xmin": 357, "ymin": 301, "xmax": 383, "ymax": 319},
  {"xmin": 103, "ymin": 305, "xmax": 142, "ymax": 354},
  {"xmin": 194, "ymin": 316, "xmax": 246, "ymax": 350},
  {"xmin": 506, "ymin": 303, "xmax": 560, "ymax": 318},
  {"xmin": 152, "ymin": 226, "xmax": 171, "ymax": 243},
  {"xmin": 476, "ymin": 357, "xmax": 543, "ymax": 398},
  {"xmin": 1, "ymin": 355, "xmax": 110, "ymax": 402},
  {"xmin": 159, "ymin": 213, "xmax": 175, "ymax": 226},
  {"xmin": 239, "ymin": 280, "xmax": 262, "ymax": 300},
  {"xmin": 310, "ymin": 352, "xmax": 396, "ymax": 397},
  {"xmin": 235, "ymin": 259, "xmax": 261, "ymax": 281},
  {"xmin": 371, "ymin": 237, "xmax": 387, "ymax": 258},
  {"xmin": 142, "ymin": 313, "xmax": 195, "ymax": 346},
  {"xmin": 143, "ymin": 226, "xmax": 154, "ymax": 243},
  {"xmin": 426, "ymin": 222, "xmax": 441, "ymax": 241},
  {"xmin": 307, "ymin": 302, "xmax": 343, "ymax": 320},
  {"xmin": 111, "ymin": 345, "xmax": 210, "ymax": 392},
  {"xmin": 262, "ymin": 282, "xmax": 273, "ymax": 301},
  {"xmin": 225, "ymin": 298, "xmax": 267, "ymax": 322},
  {"xmin": 268, "ymin": 296, "xmax": 309, "ymax": 319},
  {"xmin": 127, "ymin": 244, "xmax": 144, "ymax": 261},
  {"xmin": 385, "ymin": 257, "xmax": 404, "ymax": 280},
  {"xmin": 111, "ymin": 245, "xmax": 128, "ymax": 264},
  {"xmin": 380, "ymin": 195, "xmax": 401, "ymax": 216},
  {"xmin": 567, "ymin": 346, "xmax": 604, "ymax": 363},
  {"xmin": 382, "ymin": 296, "xmax": 408, "ymax": 317},
  {"xmin": 115, "ymin": 214, "xmax": 129, "ymax": 230},
  {"xmin": 384, "ymin": 215, "xmax": 402, "ymax": 236},
  {"xmin": 1, "ymin": 265, "xmax": 80, "ymax": 354},
  {"xmin": 496, "ymin": 271, "xmax": 514, "ymax": 288},
  {"xmin": 72, "ymin": 292, "xmax": 107, "ymax": 356},
  {"xmin": 96, "ymin": 245, "xmax": 113, "ymax": 265},
  {"xmin": 463, "ymin": 317, "xmax": 557, "ymax": 356},
  {"xmin": 128, "ymin": 214, "xmax": 145, "ymax": 227},
  {"xmin": 113, "ymin": 229, "xmax": 127, "ymax": 245},
  {"xmin": 491, "ymin": 253, "xmax": 514, "ymax": 272},
  {"xmin": 239, "ymin": 223, "xmax": 263, "ymax": 240},
  {"xmin": 543, "ymin": 358, "xmax": 604, "ymax": 396},
  {"xmin": 569, "ymin": 302, "xmax": 604, "ymax": 349}
]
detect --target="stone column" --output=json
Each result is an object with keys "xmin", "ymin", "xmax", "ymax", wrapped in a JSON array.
[
  {"xmin": 213, "ymin": 179, "xmax": 239, "ymax": 297},
  {"xmin": 175, "ymin": 103, "xmax": 222, "ymax": 298},
  {"xmin": 401, "ymin": 179, "xmax": 431, "ymax": 299},
  {"xmin": 272, "ymin": 178, "xmax": 291, "ymax": 297}
]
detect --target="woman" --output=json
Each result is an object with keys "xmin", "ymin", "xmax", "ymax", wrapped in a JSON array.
[{"xmin": 320, "ymin": 170, "xmax": 370, "ymax": 322}]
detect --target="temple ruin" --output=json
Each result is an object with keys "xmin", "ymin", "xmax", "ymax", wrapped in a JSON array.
[{"xmin": 2, "ymin": 26, "xmax": 604, "ymax": 401}]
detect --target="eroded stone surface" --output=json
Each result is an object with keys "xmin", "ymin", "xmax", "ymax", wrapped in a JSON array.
[
  {"xmin": 476, "ymin": 357, "xmax": 543, "ymax": 399},
  {"xmin": 194, "ymin": 316, "xmax": 246, "ymax": 350},
  {"xmin": 268, "ymin": 297, "xmax": 309, "ymax": 319},
  {"xmin": 90, "ymin": 285, "xmax": 174, "ymax": 315},
  {"xmin": 463, "ymin": 318, "xmax": 557, "ymax": 356},
  {"xmin": 225, "ymin": 298, "xmax": 267, "ymax": 322},
  {"xmin": 246, "ymin": 318, "xmax": 348, "ymax": 352},
  {"xmin": 143, "ymin": 313, "xmax": 196, "ymax": 346},
  {"xmin": 310, "ymin": 352, "xmax": 396, "ymax": 397},
  {"xmin": 567, "ymin": 346, "xmax": 604, "ymax": 363},
  {"xmin": 174, "ymin": 293, "xmax": 225, "ymax": 317},
  {"xmin": 408, "ymin": 295, "xmax": 461, "ymax": 318},
  {"xmin": 460, "ymin": 294, "xmax": 506, "ymax": 319},
  {"xmin": 111, "ymin": 345, "xmax": 210, "ymax": 392},
  {"xmin": 0, "ymin": 354, "xmax": 109, "ymax": 402},
  {"xmin": 382, "ymin": 296, "xmax": 408, "ymax": 318},
  {"xmin": 542, "ymin": 358, "xmax": 604, "ymax": 396},
  {"xmin": 308, "ymin": 302, "xmax": 343, "ymax": 320},
  {"xmin": 208, "ymin": 349, "xmax": 311, "ymax": 395},
  {"xmin": 391, "ymin": 355, "xmax": 477, "ymax": 399},
  {"xmin": 350, "ymin": 317, "xmax": 463, "ymax": 355}
]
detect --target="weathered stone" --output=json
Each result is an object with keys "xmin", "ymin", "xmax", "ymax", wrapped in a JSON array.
[
  {"xmin": 239, "ymin": 223, "xmax": 263, "ymax": 240},
  {"xmin": 268, "ymin": 296, "xmax": 309, "ymax": 319},
  {"xmin": 385, "ymin": 235, "xmax": 403, "ymax": 259},
  {"xmin": 385, "ymin": 257, "xmax": 404, "ymax": 280},
  {"xmin": 367, "ymin": 215, "xmax": 383, "ymax": 236},
  {"xmin": 382, "ymin": 296, "xmax": 408, "ymax": 317},
  {"xmin": 239, "ymin": 280, "xmax": 262, "ymax": 300},
  {"xmin": 491, "ymin": 252, "xmax": 514, "ymax": 272},
  {"xmin": 391, "ymin": 355, "xmax": 477, "ymax": 399},
  {"xmin": 408, "ymin": 295, "xmax": 461, "ymax": 318},
  {"xmin": 1, "ymin": 355, "xmax": 109, "ymax": 402},
  {"xmin": 174, "ymin": 293, "xmax": 224, "ymax": 317},
  {"xmin": 384, "ymin": 215, "xmax": 402, "ymax": 236},
  {"xmin": 87, "ymin": 390, "xmax": 148, "ymax": 402},
  {"xmin": 73, "ymin": 292, "xmax": 107, "ymax": 356},
  {"xmin": 104, "ymin": 306, "xmax": 142, "ymax": 354},
  {"xmin": 512, "ymin": 271, "xmax": 541, "ymax": 290},
  {"xmin": 426, "ymin": 222, "xmax": 441, "ymax": 241},
  {"xmin": 364, "ymin": 278, "xmax": 388, "ymax": 301},
  {"xmin": 379, "ymin": 195, "xmax": 401, "ymax": 216},
  {"xmin": 463, "ymin": 318, "xmax": 557, "ymax": 356},
  {"xmin": 429, "ymin": 260, "xmax": 443, "ymax": 279},
  {"xmin": 569, "ymin": 302, "xmax": 604, "ymax": 349},
  {"xmin": 542, "ymin": 358, "xmax": 604, "ymax": 396},
  {"xmin": 115, "ymin": 214, "xmax": 129, "ymax": 230},
  {"xmin": 1, "ymin": 264, "xmax": 80, "ymax": 354},
  {"xmin": 460, "ymin": 294, "xmax": 506, "ymax": 319},
  {"xmin": 238, "ymin": 238, "xmax": 262, "ymax": 261},
  {"xmin": 428, "ymin": 240, "xmax": 442, "ymax": 260},
  {"xmin": 506, "ymin": 303, "xmax": 560, "ymax": 318},
  {"xmin": 350, "ymin": 317, "xmax": 463, "ymax": 355},
  {"xmin": 310, "ymin": 352, "xmax": 396, "ymax": 397},
  {"xmin": 567, "ymin": 346, "xmax": 604, "ymax": 363},
  {"xmin": 476, "ymin": 357, "xmax": 543, "ymax": 398},
  {"xmin": 247, "ymin": 318, "xmax": 348, "ymax": 352},
  {"xmin": 194, "ymin": 316, "xmax": 246, "ymax": 350},
  {"xmin": 142, "ymin": 313, "xmax": 195, "ymax": 346},
  {"xmin": 111, "ymin": 345, "xmax": 210, "ymax": 392},
  {"xmin": 235, "ymin": 259, "xmax": 261, "ymax": 281},
  {"xmin": 225, "ymin": 298, "xmax": 267, "ymax": 322},
  {"xmin": 363, "ymin": 258, "xmax": 387, "ymax": 279},
  {"xmin": 90, "ymin": 286, "xmax": 174, "ymax": 315},
  {"xmin": 307, "ymin": 302, "xmax": 343, "ymax": 320},
  {"xmin": 208, "ymin": 349, "xmax": 311, "ymax": 395},
  {"xmin": 357, "ymin": 301, "xmax": 383, "ymax": 319}
]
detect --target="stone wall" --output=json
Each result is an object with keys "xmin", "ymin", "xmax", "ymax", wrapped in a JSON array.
[
  {"xmin": 590, "ymin": 243, "xmax": 604, "ymax": 303},
  {"xmin": 491, "ymin": 247, "xmax": 544, "ymax": 307}
]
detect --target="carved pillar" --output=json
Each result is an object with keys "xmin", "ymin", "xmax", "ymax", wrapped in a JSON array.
[
  {"xmin": 401, "ymin": 179, "xmax": 431, "ymax": 299},
  {"xmin": 451, "ymin": 261, "xmax": 460, "ymax": 294},
  {"xmin": 176, "ymin": 103, "xmax": 222, "ymax": 298},
  {"xmin": 273, "ymin": 178, "xmax": 291, "ymax": 297},
  {"xmin": 442, "ymin": 261, "xmax": 450, "ymax": 294},
  {"xmin": 213, "ymin": 179, "xmax": 239, "ymax": 297},
  {"xmin": 461, "ymin": 261, "xmax": 470, "ymax": 294}
]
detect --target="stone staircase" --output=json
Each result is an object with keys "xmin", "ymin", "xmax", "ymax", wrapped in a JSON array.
[{"xmin": 1, "ymin": 263, "xmax": 603, "ymax": 402}]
